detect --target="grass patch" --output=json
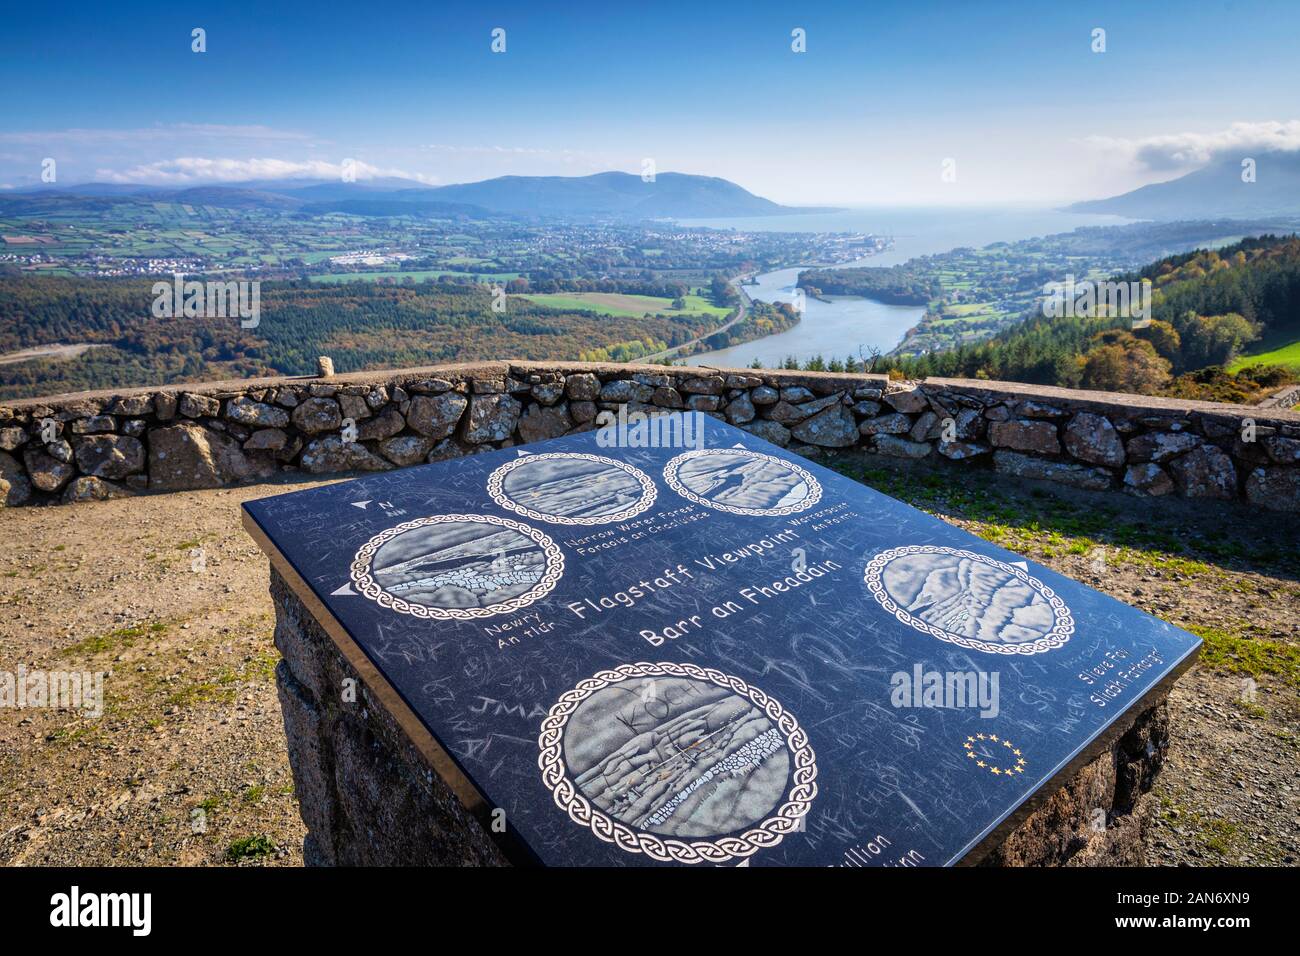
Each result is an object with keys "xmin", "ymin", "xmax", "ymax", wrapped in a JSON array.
[
  {"xmin": 248, "ymin": 651, "xmax": 278, "ymax": 681},
  {"xmin": 162, "ymin": 650, "xmax": 278, "ymax": 710},
  {"xmin": 1226, "ymin": 336, "xmax": 1300, "ymax": 373},
  {"xmin": 1192, "ymin": 814, "xmax": 1244, "ymax": 856},
  {"xmin": 1188, "ymin": 625, "xmax": 1300, "ymax": 688},
  {"xmin": 225, "ymin": 835, "xmax": 277, "ymax": 863},
  {"xmin": 197, "ymin": 792, "xmax": 230, "ymax": 816},
  {"xmin": 832, "ymin": 456, "xmax": 1299, "ymax": 578},
  {"xmin": 61, "ymin": 621, "xmax": 166, "ymax": 658},
  {"xmin": 47, "ymin": 718, "xmax": 96, "ymax": 742},
  {"xmin": 519, "ymin": 291, "xmax": 730, "ymax": 319},
  {"xmin": 1158, "ymin": 799, "xmax": 1246, "ymax": 858},
  {"xmin": 1237, "ymin": 700, "xmax": 1269, "ymax": 719},
  {"xmin": 1115, "ymin": 549, "xmax": 1215, "ymax": 578},
  {"xmin": 165, "ymin": 680, "xmax": 237, "ymax": 709}
]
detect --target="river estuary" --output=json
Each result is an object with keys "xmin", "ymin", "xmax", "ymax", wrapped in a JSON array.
[{"xmin": 680, "ymin": 205, "xmax": 1132, "ymax": 368}]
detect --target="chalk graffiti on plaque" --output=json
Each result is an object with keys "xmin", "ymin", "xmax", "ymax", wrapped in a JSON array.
[
  {"xmin": 539, "ymin": 661, "xmax": 817, "ymax": 864},
  {"xmin": 486, "ymin": 451, "xmax": 657, "ymax": 525},
  {"xmin": 662, "ymin": 448, "xmax": 822, "ymax": 516},
  {"xmin": 350, "ymin": 513, "xmax": 564, "ymax": 620},
  {"xmin": 864, "ymin": 545, "xmax": 1073, "ymax": 655}
]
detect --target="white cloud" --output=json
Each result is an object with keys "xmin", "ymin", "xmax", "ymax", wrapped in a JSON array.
[
  {"xmin": 0, "ymin": 123, "xmax": 316, "ymax": 146},
  {"xmin": 1083, "ymin": 120, "xmax": 1300, "ymax": 171},
  {"xmin": 91, "ymin": 157, "xmax": 437, "ymax": 186}
]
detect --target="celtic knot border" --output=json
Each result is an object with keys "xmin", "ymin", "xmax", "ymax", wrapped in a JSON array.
[
  {"xmin": 486, "ymin": 452, "xmax": 658, "ymax": 525},
  {"xmin": 863, "ymin": 544, "xmax": 1073, "ymax": 655},
  {"xmin": 538, "ymin": 661, "xmax": 818, "ymax": 864},
  {"xmin": 350, "ymin": 513, "xmax": 564, "ymax": 620},
  {"xmin": 662, "ymin": 448, "xmax": 822, "ymax": 517}
]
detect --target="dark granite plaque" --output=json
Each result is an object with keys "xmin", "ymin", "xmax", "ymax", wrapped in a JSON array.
[{"xmin": 244, "ymin": 415, "xmax": 1200, "ymax": 866}]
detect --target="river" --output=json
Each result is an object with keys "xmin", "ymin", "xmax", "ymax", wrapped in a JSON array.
[{"xmin": 679, "ymin": 205, "xmax": 1133, "ymax": 368}]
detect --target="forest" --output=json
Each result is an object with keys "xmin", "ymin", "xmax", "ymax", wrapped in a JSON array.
[
  {"xmin": 0, "ymin": 277, "xmax": 721, "ymax": 399},
  {"xmin": 798, "ymin": 266, "xmax": 936, "ymax": 304}
]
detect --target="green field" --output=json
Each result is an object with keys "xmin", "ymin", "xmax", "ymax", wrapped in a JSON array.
[
  {"xmin": 519, "ymin": 290, "xmax": 730, "ymax": 319},
  {"xmin": 1228, "ymin": 337, "xmax": 1300, "ymax": 372},
  {"xmin": 944, "ymin": 302, "xmax": 993, "ymax": 315}
]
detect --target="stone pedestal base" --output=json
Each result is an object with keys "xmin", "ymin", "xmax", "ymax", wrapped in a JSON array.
[
  {"xmin": 979, "ymin": 702, "xmax": 1168, "ymax": 866},
  {"xmin": 271, "ymin": 569, "xmax": 507, "ymax": 866},
  {"xmin": 269, "ymin": 567, "xmax": 1169, "ymax": 867}
]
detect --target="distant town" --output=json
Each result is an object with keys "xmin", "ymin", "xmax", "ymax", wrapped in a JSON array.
[{"xmin": 0, "ymin": 191, "xmax": 887, "ymax": 284}]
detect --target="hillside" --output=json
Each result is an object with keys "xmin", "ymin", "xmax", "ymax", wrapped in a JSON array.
[
  {"xmin": 796, "ymin": 220, "xmax": 1284, "ymax": 361},
  {"xmin": 1068, "ymin": 150, "xmax": 1300, "ymax": 219},
  {"xmin": 414, "ymin": 171, "xmax": 824, "ymax": 218},
  {"xmin": 0, "ymin": 278, "xmax": 731, "ymax": 399},
  {"xmin": 875, "ymin": 233, "xmax": 1300, "ymax": 401}
]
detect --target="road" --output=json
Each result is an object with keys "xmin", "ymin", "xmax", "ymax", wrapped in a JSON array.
[
  {"xmin": 0, "ymin": 342, "xmax": 108, "ymax": 367},
  {"xmin": 639, "ymin": 274, "xmax": 754, "ymax": 364}
]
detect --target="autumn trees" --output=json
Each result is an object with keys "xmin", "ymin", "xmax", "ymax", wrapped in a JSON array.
[{"xmin": 874, "ymin": 235, "xmax": 1298, "ymax": 400}]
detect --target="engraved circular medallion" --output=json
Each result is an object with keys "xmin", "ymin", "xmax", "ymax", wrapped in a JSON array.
[
  {"xmin": 487, "ymin": 452, "xmax": 656, "ymax": 525},
  {"xmin": 351, "ymin": 513, "xmax": 563, "ymax": 620},
  {"xmin": 539, "ymin": 661, "xmax": 817, "ymax": 864},
  {"xmin": 864, "ymin": 545, "xmax": 1073, "ymax": 655},
  {"xmin": 662, "ymin": 448, "xmax": 822, "ymax": 516}
]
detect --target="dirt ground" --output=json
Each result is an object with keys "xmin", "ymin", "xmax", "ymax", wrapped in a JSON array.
[
  {"xmin": 0, "ymin": 478, "xmax": 337, "ymax": 866},
  {"xmin": 1, "ymin": 461, "xmax": 1297, "ymax": 866}
]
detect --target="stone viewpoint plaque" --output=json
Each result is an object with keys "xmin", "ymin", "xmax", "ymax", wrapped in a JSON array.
[{"xmin": 244, "ymin": 415, "xmax": 1200, "ymax": 866}]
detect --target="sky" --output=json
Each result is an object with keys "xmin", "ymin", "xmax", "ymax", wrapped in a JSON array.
[{"xmin": 2, "ymin": 0, "xmax": 1298, "ymax": 205}]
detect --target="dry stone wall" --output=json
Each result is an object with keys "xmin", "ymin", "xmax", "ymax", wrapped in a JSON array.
[{"xmin": 2, "ymin": 361, "xmax": 1298, "ymax": 511}]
